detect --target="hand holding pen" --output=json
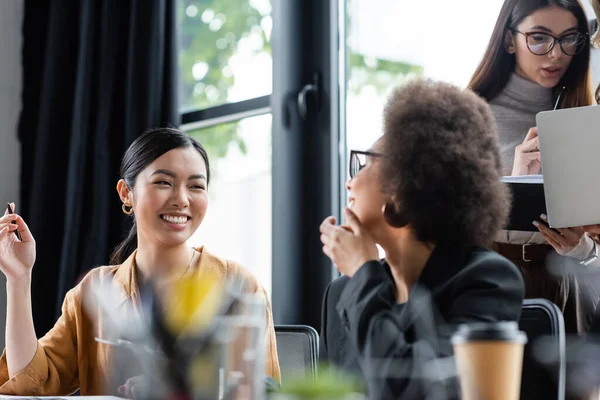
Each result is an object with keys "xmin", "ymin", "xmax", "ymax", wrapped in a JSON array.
[
  {"xmin": 511, "ymin": 127, "xmax": 541, "ymax": 176},
  {"xmin": 511, "ymin": 88, "xmax": 565, "ymax": 177},
  {"xmin": 6, "ymin": 203, "xmax": 21, "ymax": 241},
  {"xmin": 0, "ymin": 202, "xmax": 36, "ymax": 282}
]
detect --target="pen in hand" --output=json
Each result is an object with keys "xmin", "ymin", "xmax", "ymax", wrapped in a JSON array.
[{"xmin": 6, "ymin": 203, "xmax": 22, "ymax": 241}]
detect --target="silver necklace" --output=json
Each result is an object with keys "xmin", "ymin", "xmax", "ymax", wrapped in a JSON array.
[{"xmin": 179, "ymin": 248, "xmax": 197, "ymax": 281}]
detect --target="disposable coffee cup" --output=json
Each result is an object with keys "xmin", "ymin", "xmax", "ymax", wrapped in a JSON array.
[{"xmin": 451, "ymin": 321, "xmax": 527, "ymax": 400}]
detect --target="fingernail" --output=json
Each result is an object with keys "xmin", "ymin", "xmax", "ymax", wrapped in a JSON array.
[
  {"xmin": 540, "ymin": 214, "xmax": 547, "ymax": 220},
  {"xmin": 532, "ymin": 221, "xmax": 540, "ymax": 227}
]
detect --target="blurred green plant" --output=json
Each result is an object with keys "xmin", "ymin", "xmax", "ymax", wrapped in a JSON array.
[{"xmin": 272, "ymin": 363, "xmax": 365, "ymax": 399}]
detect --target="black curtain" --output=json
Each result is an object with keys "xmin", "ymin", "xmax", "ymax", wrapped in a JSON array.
[{"xmin": 18, "ymin": 0, "xmax": 179, "ymax": 337}]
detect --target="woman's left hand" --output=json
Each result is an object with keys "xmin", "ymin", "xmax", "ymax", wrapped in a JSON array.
[
  {"xmin": 320, "ymin": 208, "xmax": 379, "ymax": 277},
  {"xmin": 533, "ymin": 214, "xmax": 585, "ymax": 255}
]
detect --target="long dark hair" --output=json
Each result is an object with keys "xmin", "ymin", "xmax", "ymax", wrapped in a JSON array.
[
  {"xmin": 109, "ymin": 127, "xmax": 210, "ymax": 265},
  {"xmin": 469, "ymin": 0, "xmax": 593, "ymax": 108}
]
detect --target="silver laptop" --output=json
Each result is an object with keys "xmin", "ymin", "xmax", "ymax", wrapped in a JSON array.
[{"xmin": 536, "ymin": 105, "xmax": 600, "ymax": 228}]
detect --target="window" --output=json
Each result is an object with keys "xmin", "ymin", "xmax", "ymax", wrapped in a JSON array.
[
  {"xmin": 342, "ymin": 0, "xmax": 505, "ymax": 171},
  {"xmin": 179, "ymin": 0, "xmax": 272, "ymax": 112},
  {"xmin": 186, "ymin": 114, "xmax": 272, "ymax": 294},
  {"xmin": 175, "ymin": 0, "xmax": 600, "ymax": 327},
  {"xmin": 179, "ymin": 0, "xmax": 273, "ymax": 294},
  {"xmin": 339, "ymin": 0, "xmax": 508, "ymax": 258}
]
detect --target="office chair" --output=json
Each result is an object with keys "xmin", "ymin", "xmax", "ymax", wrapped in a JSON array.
[
  {"xmin": 274, "ymin": 324, "xmax": 319, "ymax": 382},
  {"xmin": 519, "ymin": 298, "xmax": 565, "ymax": 400}
]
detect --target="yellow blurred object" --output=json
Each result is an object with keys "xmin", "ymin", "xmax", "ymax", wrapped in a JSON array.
[{"xmin": 164, "ymin": 269, "xmax": 224, "ymax": 335}]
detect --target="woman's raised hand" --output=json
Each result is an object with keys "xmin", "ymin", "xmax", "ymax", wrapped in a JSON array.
[
  {"xmin": 0, "ymin": 203, "xmax": 36, "ymax": 282},
  {"xmin": 512, "ymin": 127, "xmax": 541, "ymax": 176}
]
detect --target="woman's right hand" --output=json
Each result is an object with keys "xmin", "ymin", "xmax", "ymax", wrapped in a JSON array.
[
  {"xmin": 512, "ymin": 127, "xmax": 541, "ymax": 176},
  {"xmin": 0, "ymin": 204, "xmax": 36, "ymax": 282}
]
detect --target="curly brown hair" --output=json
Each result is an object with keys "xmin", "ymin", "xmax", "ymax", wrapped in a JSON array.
[{"xmin": 380, "ymin": 79, "xmax": 510, "ymax": 247}]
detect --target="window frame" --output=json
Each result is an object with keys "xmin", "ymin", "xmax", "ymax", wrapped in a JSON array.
[
  {"xmin": 178, "ymin": 0, "xmax": 340, "ymax": 329},
  {"xmin": 181, "ymin": 95, "xmax": 271, "ymax": 130}
]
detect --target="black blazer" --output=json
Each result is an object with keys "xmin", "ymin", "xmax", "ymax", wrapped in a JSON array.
[{"xmin": 319, "ymin": 242, "xmax": 525, "ymax": 399}]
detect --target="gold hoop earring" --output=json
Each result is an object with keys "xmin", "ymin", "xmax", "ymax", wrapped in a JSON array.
[{"xmin": 122, "ymin": 204, "xmax": 133, "ymax": 215}]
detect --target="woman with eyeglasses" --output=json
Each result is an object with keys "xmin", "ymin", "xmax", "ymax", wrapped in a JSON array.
[
  {"xmin": 470, "ymin": 0, "xmax": 593, "ymax": 176},
  {"xmin": 318, "ymin": 79, "xmax": 524, "ymax": 399},
  {"xmin": 469, "ymin": 0, "xmax": 598, "ymax": 335}
]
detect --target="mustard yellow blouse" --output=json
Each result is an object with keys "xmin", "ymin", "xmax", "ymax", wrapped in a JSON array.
[{"xmin": 0, "ymin": 246, "xmax": 280, "ymax": 395}]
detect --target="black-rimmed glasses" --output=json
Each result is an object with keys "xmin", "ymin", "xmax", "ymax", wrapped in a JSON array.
[
  {"xmin": 512, "ymin": 30, "xmax": 587, "ymax": 56},
  {"xmin": 349, "ymin": 150, "xmax": 382, "ymax": 178}
]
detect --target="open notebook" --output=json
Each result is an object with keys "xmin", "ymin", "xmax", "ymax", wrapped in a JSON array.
[{"xmin": 501, "ymin": 175, "xmax": 545, "ymax": 232}]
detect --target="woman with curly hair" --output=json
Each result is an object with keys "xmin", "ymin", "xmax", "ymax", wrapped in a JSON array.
[{"xmin": 318, "ymin": 79, "xmax": 525, "ymax": 399}]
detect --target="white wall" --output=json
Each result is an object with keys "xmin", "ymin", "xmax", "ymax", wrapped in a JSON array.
[{"xmin": 0, "ymin": 0, "xmax": 24, "ymax": 346}]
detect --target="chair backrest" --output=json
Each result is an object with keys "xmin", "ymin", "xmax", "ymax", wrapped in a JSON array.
[
  {"xmin": 519, "ymin": 298, "xmax": 565, "ymax": 400},
  {"xmin": 275, "ymin": 325, "xmax": 319, "ymax": 383}
]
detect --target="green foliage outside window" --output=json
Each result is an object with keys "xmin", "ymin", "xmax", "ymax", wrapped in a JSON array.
[{"xmin": 179, "ymin": 0, "xmax": 423, "ymax": 161}]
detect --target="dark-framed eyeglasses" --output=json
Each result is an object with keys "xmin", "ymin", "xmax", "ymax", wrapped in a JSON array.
[
  {"xmin": 512, "ymin": 30, "xmax": 587, "ymax": 56},
  {"xmin": 349, "ymin": 150, "xmax": 383, "ymax": 178}
]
